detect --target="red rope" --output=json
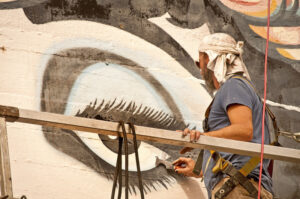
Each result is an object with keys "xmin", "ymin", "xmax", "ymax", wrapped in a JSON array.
[{"xmin": 258, "ymin": 0, "xmax": 271, "ymax": 198}]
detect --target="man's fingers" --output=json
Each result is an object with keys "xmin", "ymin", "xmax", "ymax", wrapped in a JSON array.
[
  {"xmin": 180, "ymin": 128, "xmax": 203, "ymax": 140},
  {"xmin": 179, "ymin": 147, "xmax": 193, "ymax": 154},
  {"xmin": 191, "ymin": 131, "xmax": 202, "ymax": 142},
  {"xmin": 183, "ymin": 128, "xmax": 190, "ymax": 136},
  {"xmin": 172, "ymin": 159, "xmax": 182, "ymax": 165},
  {"xmin": 172, "ymin": 158, "xmax": 182, "ymax": 165},
  {"xmin": 172, "ymin": 157, "xmax": 188, "ymax": 165},
  {"xmin": 175, "ymin": 167, "xmax": 191, "ymax": 175},
  {"xmin": 190, "ymin": 130, "xmax": 196, "ymax": 141},
  {"xmin": 195, "ymin": 131, "xmax": 201, "ymax": 141}
]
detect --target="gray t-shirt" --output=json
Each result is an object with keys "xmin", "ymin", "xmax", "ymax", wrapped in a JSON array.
[{"xmin": 202, "ymin": 77, "xmax": 273, "ymax": 198}]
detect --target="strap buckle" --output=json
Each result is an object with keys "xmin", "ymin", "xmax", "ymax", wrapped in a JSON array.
[{"xmin": 211, "ymin": 152, "xmax": 229, "ymax": 174}]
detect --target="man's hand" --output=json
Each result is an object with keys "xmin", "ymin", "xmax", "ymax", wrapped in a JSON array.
[
  {"xmin": 172, "ymin": 157, "xmax": 202, "ymax": 178},
  {"xmin": 178, "ymin": 128, "xmax": 204, "ymax": 154}
]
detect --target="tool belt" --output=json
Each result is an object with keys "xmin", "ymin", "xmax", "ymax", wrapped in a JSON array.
[
  {"xmin": 193, "ymin": 76, "xmax": 280, "ymax": 199},
  {"xmin": 209, "ymin": 151, "xmax": 260, "ymax": 199}
]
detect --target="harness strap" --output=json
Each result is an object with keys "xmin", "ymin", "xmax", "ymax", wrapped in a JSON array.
[
  {"xmin": 111, "ymin": 123, "xmax": 123, "ymax": 199},
  {"xmin": 203, "ymin": 98, "xmax": 215, "ymax": 132},
  {"xmin": 111, "ymin": 121, "xmax": 144, "ymax": 199},
  {"xmin": 128, "ymin": 123, "xmax": 145, "ymax": 199},
  {"xmin": 120, "ymin": 122, "xmax": 129, "ymax": 199},
  {"xmin": 214, "ymin": 155, "xmax": 260, "ymax": 199},
  {"xmin": 215, "ymin": 168, "xmax": 258, "ymax": 199}
]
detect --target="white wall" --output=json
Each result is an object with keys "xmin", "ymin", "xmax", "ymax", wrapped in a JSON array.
[{"xmin": 0, "ymin": 8, "xmax": 210, "ymax": 199}]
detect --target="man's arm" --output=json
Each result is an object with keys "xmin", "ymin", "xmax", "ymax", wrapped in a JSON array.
[
  {"xmin": 174, "ymin": 104, "xmax": 253, "ymax": 177},
  {"xmin": 182, "ymin": 104, "xmax": 253, "ymax": 143},
  {"xmin": 205, "ymin": 104, "xmax": 253, "ymax": 141}
]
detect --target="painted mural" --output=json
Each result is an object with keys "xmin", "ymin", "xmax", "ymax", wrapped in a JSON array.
[{"xmin": 0, "ymin": 0, "xmax": 299, "ymax": 199}]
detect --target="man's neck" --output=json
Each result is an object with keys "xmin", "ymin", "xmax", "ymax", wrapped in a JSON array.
[{"xmin": 213, "ymin": 75, "xmax": 220, "ymax": 90}]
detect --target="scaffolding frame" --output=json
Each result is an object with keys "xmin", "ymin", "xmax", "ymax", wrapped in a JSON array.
[{"xmin": 0, "ymin": 105, "xmax": 299, "ymax": 199}]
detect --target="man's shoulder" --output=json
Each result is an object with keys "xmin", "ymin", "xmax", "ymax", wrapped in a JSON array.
[
  {"xmin": 222, "ymin": 76, "xmax": 253, "ymax": 92},
  {"xmin": 217, "ymin": 76, "xmax": 256, "ymax": 101},
  {"xmin": 220, "ymin": 77, "xmax": 246, "ymax": 91}
]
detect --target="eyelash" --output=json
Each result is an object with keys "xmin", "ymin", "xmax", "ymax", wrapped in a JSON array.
[
  {"xmin": 76, "ymin": 98, "xmax": 189, "ymax": 131},
  {"xmin": 74, "ymin": 99, "xmax": 194, "ymax": 194}
]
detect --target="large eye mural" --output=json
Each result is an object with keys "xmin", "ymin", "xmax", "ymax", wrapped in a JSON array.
[
  {"xmin": 39, "ymin": 47, "xmax": 204, "ymax": 192},
  {"xmin": 37, "ymin": 32, "xmax": 211, "ymax": 194},
  {"xmin": 1, "ymin": 0, "xmax": 299, "ymax": 198}
]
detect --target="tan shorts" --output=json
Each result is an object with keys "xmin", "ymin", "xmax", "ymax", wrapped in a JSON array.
[{"xmin": 211, "ymin": 177, "xmax": 273, "ymax": 199}]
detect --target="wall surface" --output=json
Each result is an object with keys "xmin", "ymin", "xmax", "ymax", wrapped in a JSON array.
[{"xmin": 0, "ymin": 0, "xmax": 299, "ymax": 199}]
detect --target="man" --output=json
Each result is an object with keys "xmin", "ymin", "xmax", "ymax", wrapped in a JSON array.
[{"xmin": 173, "ymin": 33, "xmax": 273, "ymax": 199}]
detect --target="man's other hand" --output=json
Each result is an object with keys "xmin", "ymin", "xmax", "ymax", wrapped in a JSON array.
[
  {"xmin": 178, "ymin": 128, "xmax": 203, "ymax": 154},
  {"xmin": 172, "ymin": 157, "xmax": 202, "ymax": 178}
]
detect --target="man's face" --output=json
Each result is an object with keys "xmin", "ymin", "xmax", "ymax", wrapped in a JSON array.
[
  {"xmin": 198, "ymin": 52, "xmax": 208, "ymax": 77},
  {"xmin": 198, "ymin": 52, "xmax": 215, "ymax": 92}
]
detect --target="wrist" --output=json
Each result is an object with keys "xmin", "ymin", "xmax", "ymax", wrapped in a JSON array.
[
  {"xmin": 206, "ymin": 130, "xmax": 222, "ymax": 138},
  {"xmin": 205, "ymin": 131, "xmax": 213, "ymax": 137}
]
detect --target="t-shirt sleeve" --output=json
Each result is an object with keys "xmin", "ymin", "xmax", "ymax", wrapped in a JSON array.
[{"xmin": 220, "ymin": 78, "xmax": 254, "ymax": 112}]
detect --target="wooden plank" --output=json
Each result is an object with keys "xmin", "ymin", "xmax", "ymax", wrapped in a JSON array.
[
  {"xmin": 2, "ymin": 106, "xmax": 300, "ymax": 163},
  {"xmin": 0, "ymin": 117, "xmax": 13, "ymax": 198}
]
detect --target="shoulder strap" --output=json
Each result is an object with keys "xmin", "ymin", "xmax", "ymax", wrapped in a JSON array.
[
  {"xmin": 203, "ymin": 98, "xmax": 215, "ymax": 132},
  {"xmin": 205, "ymin": 98, "xmax": 215, "ymax": 119}
]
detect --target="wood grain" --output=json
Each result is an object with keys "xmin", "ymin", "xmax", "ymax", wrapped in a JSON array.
[{"xmin": 0, "ymin": 117, "xmax": 13, "ymax": 198}]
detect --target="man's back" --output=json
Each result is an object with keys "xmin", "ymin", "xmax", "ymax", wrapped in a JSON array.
[{"xmin": 202, "ymin": 77, "xmax": 273, "ymax": 198}]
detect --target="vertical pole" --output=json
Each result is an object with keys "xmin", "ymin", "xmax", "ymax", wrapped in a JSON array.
[
  {"xmin": 0, "ymin": 117, "xmax": 13, "ymax": 198},
  {"xmin": 0, "ymin": 128, "xmax": 4, "ymax": 197}
]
